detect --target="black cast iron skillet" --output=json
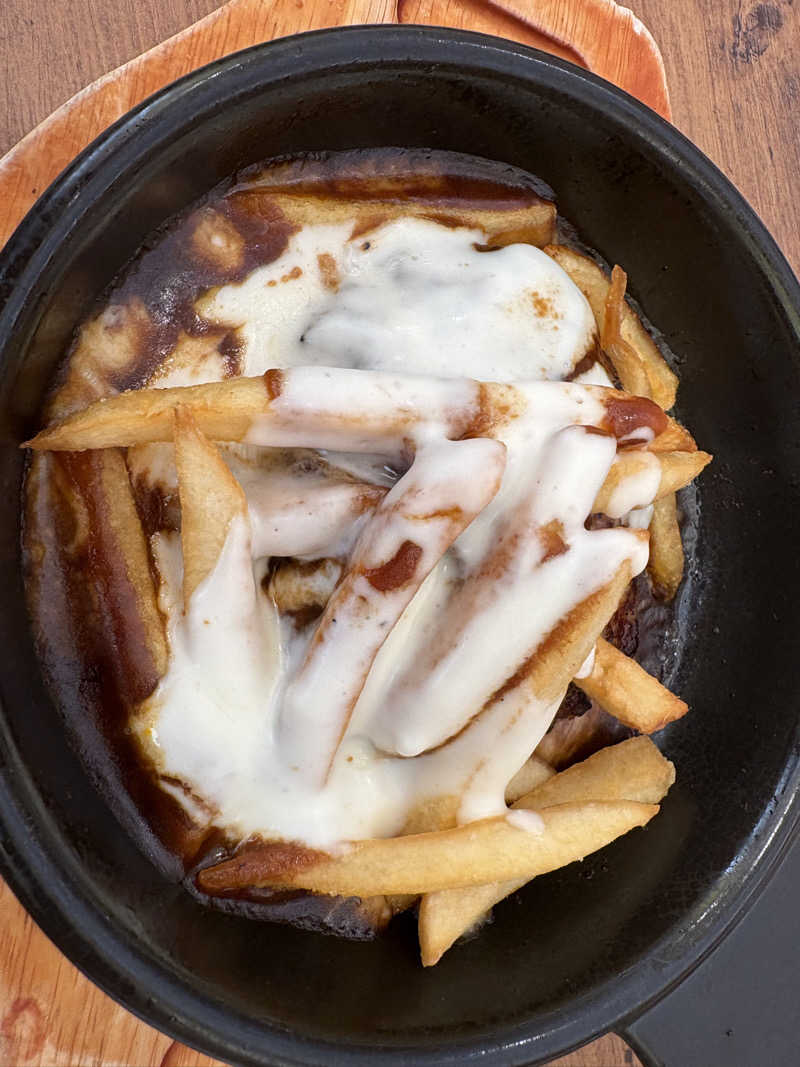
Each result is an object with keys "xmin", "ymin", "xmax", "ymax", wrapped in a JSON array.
[{"xmin": 0, "ymin": 26, "xmax": 799, "ymax": 1067}]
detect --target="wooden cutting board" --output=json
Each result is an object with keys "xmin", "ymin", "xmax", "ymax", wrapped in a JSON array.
[{"xmin": 0, "ymin": 0, "xmax": 795, "ymax": 1064}]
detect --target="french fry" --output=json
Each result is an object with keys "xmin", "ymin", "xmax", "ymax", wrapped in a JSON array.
[
  {"xmin": 418, "ymin": 737, "xmax": 673, "ymax": 965},
  {"xmin": 516, "ymin": 735, "xmax": 675, "ymax": 809},
  {"xmin": 601, "ymin": 266, "xmax": 651, "ymax": 398},
  {"xmin": 268, "ymin": 558, "xmax": 343, "ymax": 618},
  {"xmin": 26, "ymin": 369, "xmax": 690, "ymax": 457},
  {"xmin": 226, "ymin": 186, "xmax": 557, "ymax": 249},
  {"xmin": 438, "ymin": 559, "xmax": 640, "ymax": 814},
  {"xmin": 575, "ymin": 637, "xmax": 688, "ymax": 733},
  {"xmin": 545, "ymin": 244, "xmax": 678, "ymax": 410},
  {"xmin": 173, "ymin": 407, "xmax": 247, "ymax": 603},
  {"xmin": 653, "ymin": 450, "xmax": 712, "ymax": 494},
  {"xmin": 25, "ymin": 369, "xmax": 482, "ymax": 454},
  {"xmin": 593, "ymin": 450, "xmax": 711, "ymax": 516},
  {"xmin": 648, "ymin": 421, "xmax": 697, "ymax": 454},
  {"xmin": 62, "ymin": 448, "xmax": 168, "ymax": 685},
  {"xmin": 279, "ymin": 437, "xmax": 507, "ymax": 785},
  {"xmin": 99, "ymin": 449, "xmax": 168, "ymax": 679},
  {"xmin": 648, "ymin": 493, "xmax": 685, "ymax": 600},
  {"xmin": 505, "ymin": 755, "xmax": 555, "ymax": 804},
  {"xmin": 31, "ymin": 375, "xmax": 268, "ymax": 452},
  {"xmin": 247, "ymin": 478, "xmax": 386, "ymax": 559},
  {"xmin": 373, "ymin": 410, "xmax": 645, "ymax": 758},
  {"xmin": 197, "ymin": 799, "xmax": 657, "ymax": 897}
]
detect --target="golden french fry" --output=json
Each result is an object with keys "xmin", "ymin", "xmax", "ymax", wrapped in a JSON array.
[
  {"xmin": 268, "ymin": 558, "xmax": 342, "ymax": 618},
  {"xmin": 648, "ymin": 421, "xmax": 697, "ymax": 454},
  {"xmin": 601, "ymin": 266, "xmax": 651, "ymax": 398},
  {"xmin": 65, "ymin": 448, "xmax": 168, "ymax": 683},
  {"xmin": 197, "ymin": 800, "xmax": 657, "ymax": 898},
  {"xmin": 418, "ymin": 737, "xmax": 673, "ymax": 965},
  {"xmin": 248, "ymin": 479, "xmax": 386, "ymax": 559},
  {"xmin": 505, "ymin": 755, "xmax": 555, "ymax": 804},
  {"xmin": 26, "ymin": 369, "xmax": 689, "ymax": 458},
  {"xmin": 575, "ymin": 637, "xmax": 688, "ymax": 733},
  {"xmin": 445, "ymin": 557, "xmax": 640, "ymax": 818},
  {"xmin": 228, "ymin": 187, "xmax": 557, "ymax": 250},
  {"xmin": 654, "ymin": 450, "xmax": 712, "ymax": 495},
  {"xmin": 648, "ymin": 493, "xmax": 685, "ymax": 600},
  {"xmin": 173, "ymin": 407, "xmax": 247, "ymax": 603},
  {"xmin": 25, "ymin": 368, "xmax": 483, "ymax": 453},
  {"xmin": 99, "ymin": 449, "xmax": 169, "ymax": 679},
  {"xmin": 280, "ymin": 437, "xmax": 507, "ymax": 786},
  {"xmin": 545, "ymin": 244, "xmax": 678, "ymax": 410},
  {"xmin": 516, "ymin": 735, "xmax": 675, "ymax": 809},
  {"xmin": 28, "ymin": 375, "xmax": 271, "ymax": 452},
  {"xmin": 401, "ymin": 795, "xmax": 460, "ymax": 836},
  {"xmin": 593, "ymin": 450, "xmax": 711, "ymax": 516}
]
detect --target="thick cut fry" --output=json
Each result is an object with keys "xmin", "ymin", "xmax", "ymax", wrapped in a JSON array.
[
  {"xmin": 247, "ymin": 478, "xmax": 386, "ymax": 559},
  {"xmin": 31, "ymin": 375, "xmax": 271, "ymax": 451},
  {"xmin": 26, "ymin": 368, "xmax": 484, "ymax": 454},
  {"xmin": 601, "ymin": 266, "xmax": 651, "ymax": 398},
  {"xmin": 100, "ymin": 449, "xmax": 168, "ymax": 679},
  {"xmin": 593, "ymin": 450, "xmax": 711, "ymax": 516},
  {"xmin": 66, "ymin": 448, "xmax": 168, "ymax": 683},
  {"xmin": 545, "ymin": 244, "xmax": 678, "ymax": 410},
  {"xmin": 268, "ymin": 558, "xmax": 342, "ymax": 617},
  {"xmin": 575, "ymin": 637, "xmax": 688, "ymax": 733},
  {"xmin": 418, "ymin": 738, "xmax": 673, "ymax": 964},
  {"xmin": 516, "ymin": 735, "xmax": 675, "ymax": 809},
  {"xmin": 437, "ymin": 558, "xmax": 639, "ymax": 821},
  {"xmin": 374, "ymin": 420, "xmax": 644, "ymax": 758},
  {"xmin": 27, "ymin": 369, "xmax": 690, "ymax": 457},
  {"xmin": 505, "ymin": 755, "xmax": 555, "ymax": 804},
  {"xmin": 197, "ymin": 800, "xmax": 657, "ymax": 897},
  {"xmin": 173, "ymin": 407, "xmax": 247, "ymax": 603},
  {"xmin": 279, "ymin": 437, "xmax": 507, "ymax": 785},
  {"xmin": 648, "ymin": 493, "xmax": 685, "ymax": 600},
  {"xmin": 227, "ymin": 185, "xmax": 557, "ymax": 249},
  {"xmin": 647, "ymin": 421, "xmax": 696, "ymax": 454}
]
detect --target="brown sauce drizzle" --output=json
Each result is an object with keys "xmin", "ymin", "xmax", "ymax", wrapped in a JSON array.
[
  {"xmin": 603, "ymin": 395, "xmax": 667, "ymax": 440},
  {"xmin": 538, "ymin": 519, "xmax": 569, "ymax": 562},
  {"xmin": 317, "ymin": 252, "xmax": 340, "ymax": 291},
  {"xmin": 264, "ymin": 368, "xmax": 285, "ymax": 400},
  {"xmin": 217, "ymin": 330, "xmax": 245, "ymax": 377},
  {"xmin": 363, "ymin": 540, "xmax": 423, "ymax": 592}
]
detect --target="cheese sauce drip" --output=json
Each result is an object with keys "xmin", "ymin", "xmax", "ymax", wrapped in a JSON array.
[{"xmin": 136, "ymin": 215, "xmax": 657, "ymax": 850}]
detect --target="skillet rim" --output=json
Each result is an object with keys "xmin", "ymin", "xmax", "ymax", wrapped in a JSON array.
[{"xmin": 0, "ymin": 24, "xmax": 799, "ymax": 1067}]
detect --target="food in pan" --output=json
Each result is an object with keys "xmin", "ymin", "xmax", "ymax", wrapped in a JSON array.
[{"xmin": 23, "ymin": 150, "xmax": 710, "ymax": 965}]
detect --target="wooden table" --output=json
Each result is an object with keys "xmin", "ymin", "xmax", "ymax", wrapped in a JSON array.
[{"xmin": 0, "ymin": 1, "xmax": 797, "ymax": 1065}]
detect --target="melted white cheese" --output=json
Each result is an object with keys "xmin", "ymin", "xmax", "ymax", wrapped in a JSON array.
[
  {"xmin": 604, "ymin": 451, "xmax": 663, "ymax": 519},
  {"xmin": 136, "ymin": 215, "xmax": 661, "ymax": 849},
  {"xmin": 200, "ymin": 217, "xmax": 596, "ymax": 381}
]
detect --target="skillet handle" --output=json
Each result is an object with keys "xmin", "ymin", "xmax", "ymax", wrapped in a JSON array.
[{"xmin": 614, "ymin": 837, "xmax": 800, "ymax": 1067}]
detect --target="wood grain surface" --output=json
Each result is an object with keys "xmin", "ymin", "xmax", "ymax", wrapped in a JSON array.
[{"xmin": 0, "ymin": 0, "xmax": 798, "ymax": 1065}]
